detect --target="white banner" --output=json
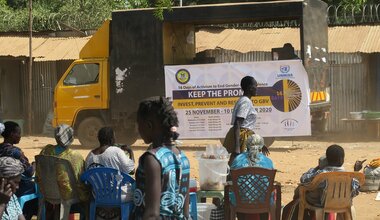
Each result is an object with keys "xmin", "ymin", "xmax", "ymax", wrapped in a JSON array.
[{"xmin": 165, "ymin": 60, "xmax": 311, "ymax": 139}]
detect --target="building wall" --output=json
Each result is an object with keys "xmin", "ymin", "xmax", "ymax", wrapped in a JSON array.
[
  {"xmin": 0, "ymin": 59, "xmax": 24, "ymax": 130},
  {"xmin": 31, "ymin": 60, "xmax": 73, "ymax": 134},
  {"xmin": 202, "ymin": 49, "xmax": 371, "ymax": 132},
  {"xmin": 0, "ymin": 59, "xmax": 62, "ymax": 135},
  {"xmin": 328, "ymin": 53, "xmax": 369, "ymax": 132}
]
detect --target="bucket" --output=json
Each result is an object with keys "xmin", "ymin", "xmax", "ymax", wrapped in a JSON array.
[
  {"xmin": 198, "ymin": 158, "xmax": 229, "ymax": 190},
  {"xmin": 197, "ymin": 203, "xmax": 216, "ymax": 220}
]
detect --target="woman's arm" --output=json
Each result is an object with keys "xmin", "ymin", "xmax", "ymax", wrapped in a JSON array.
[
  {"xmin": 0, "ymin": 178, "xmax": 11, "ymax": 218},
  {"xmin": 18, "ymin": 214, "xmax": 26, "ymax": 220},
  {"xmin": 233, "ymin": 117, "xmax": 244, "ymax": 154},
  {"xmin": 0, "ymin": 204, "xmax": 5, "ymax": 219},
  {"xmin": 183, "ymin": 190, "xmax": 190, "ymax": 219},
  {"xmin": 142, "ymin": 154, "xmax": 161, "ymax": 220},
  {"xmin": 116, "ymin": 148, "xmax": 135, "ymax": 174}
]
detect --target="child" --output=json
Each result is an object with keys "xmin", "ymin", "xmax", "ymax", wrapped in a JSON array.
[{"xmin": 132, "ymin": 96, "xmax": 190, "ymax": 220}]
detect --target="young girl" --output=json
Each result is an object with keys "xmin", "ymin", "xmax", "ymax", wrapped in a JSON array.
[{"xmin": 133, "ymin": 96, "xmax": 190, "ymax": 220}]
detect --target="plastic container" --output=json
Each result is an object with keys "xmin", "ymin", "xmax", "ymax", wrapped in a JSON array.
[
  {"xmin": 189, "ymin": 179, "xmax": 198, "ymax": 192},
  {"xmin": 362, "ymin": 111, "xmax": 380, "ymax": 119},
  {"xmin": 361, "ymin": 176, "xmax": 380, "ymax": 191},
  {"xmin": 349, "ymin": 112, "xmax": 362, "ymax": 120},
  {"xmin": 197, "ymin": 203, "xmax": 216, "ymax": 220},
  {"xmin": 198, "ymin": 158, "xmax": 229, "ymax": 190}
]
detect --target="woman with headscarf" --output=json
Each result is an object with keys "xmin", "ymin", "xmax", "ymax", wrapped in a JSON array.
[
  {"xmin": 0, "ymin": 122, "xmax": 36, "ymax": 220},
  {"xmin": 231, "ymin": 134, "xmax": 273, "ymax": 170},
  {"xmin": 229, "ymin": 134, "xmax": 275, "ymax": 220},
  {"xmin": 38, "ymin": 124, "xmax": 89, "ymax": 219},
  {"xmin": 0, "ymin": 157, "xmax": 26, "ymax": 220}
]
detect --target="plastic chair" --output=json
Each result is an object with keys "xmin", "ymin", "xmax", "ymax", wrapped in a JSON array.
[
  {"xmin": 18, "ymin": 176, "xmax": 40, "ymax": 210},
  {"xmin": 225, "ymin": 167, "xmax": 279, "ymax": 220},
  {"xmin": 35, "ymin": 155, "xmax": 84, "ymax": 220},
  {"xmin": 298, "ymin": 172, "xmax": 365, "ymax": 220},
  {"xmin": 189, "ymin": 192, "xmax": 197, "ymax": 220},
  {"xmin": 80, "ymin": 167, "xmax": 135, "ymax": 220}
]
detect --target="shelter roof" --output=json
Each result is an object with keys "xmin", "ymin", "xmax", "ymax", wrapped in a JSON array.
[
  {"xmin": 196, "ymin": 25, "xmax": 380, "ymax": 53},
  {"xmin": 0, "ymin": 36, "xmax": 90, "ymax": 61}
]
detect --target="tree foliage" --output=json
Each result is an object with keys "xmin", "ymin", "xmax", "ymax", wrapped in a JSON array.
[
  {"xmin": 0, "ymin": 0, "xmax": 126, "ymax": 31},
  {"xmin": 1, "ymin": 0, "xmax": 380, "ymax": 31}
]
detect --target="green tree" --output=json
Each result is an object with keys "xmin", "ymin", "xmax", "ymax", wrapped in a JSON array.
[{"xmin": 0, "ymin": 0, "xmax": 127, "ymax": 31}]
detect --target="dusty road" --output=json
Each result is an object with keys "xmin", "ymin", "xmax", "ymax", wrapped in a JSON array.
[{"xmin": 5, "ymin": 135, "xmax": 380, "ymax": 219}]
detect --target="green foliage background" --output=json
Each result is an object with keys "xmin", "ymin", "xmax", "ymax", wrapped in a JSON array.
[
  {"xmin": 0, "ymin": 0, "xmax": 127, "ymax": 31},
  {"xmin": 0, "ymin": 0, "xmax": 380, "ymax": 31}
]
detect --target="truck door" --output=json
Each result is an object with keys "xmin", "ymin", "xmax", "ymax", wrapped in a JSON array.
[{"xmin": 54, "ymin": 61, "xmax": 104, "ymax": 126}]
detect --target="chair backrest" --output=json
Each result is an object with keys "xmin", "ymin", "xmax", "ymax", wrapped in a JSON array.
[
  {"xmin": 81, "ymin": 167, "xmax": 135, "ymax": 206},
  {"xmin": 307, "ymin": 172, "xmax": 365, "ymax": 210},
  {"xmin": 230, "ymin": 167, "xmax": 276, "ymax": 214},
  {"xmin": 35, "ymin": 155, "xmax": 79, "ymax": 204}
]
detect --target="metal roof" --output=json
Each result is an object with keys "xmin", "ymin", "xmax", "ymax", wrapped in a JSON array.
[
  {"xmin": 196, "ymin": 25, "xmax": 380, "ymax": 53},
  {"xmin": 0, "ymin": 36, "xmax": 90, "ymax": 61},
  {"xmin": 1, "ymin": 25, "xmax": 379, "ymax": 63}
]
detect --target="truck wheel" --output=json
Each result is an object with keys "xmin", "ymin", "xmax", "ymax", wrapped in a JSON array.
[
  {"xmin": 77, "ymin": 117, "xmax": 104, "ymax": 147},
  {"xmin": 117, "ymin": 132, "xmax": 138, "ymax": 146},
  {"xmin": 116, "ymin": 125, "xmax": 139, "ymax": 146}
]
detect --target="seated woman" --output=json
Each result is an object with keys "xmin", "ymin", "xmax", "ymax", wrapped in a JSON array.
[
  {"xmin": 354, "ymin": 158, "xmax": 380, "ymax": 177},
  {"xmin": 231, "ymin": 134, "xmax": 273, "ymax": 170},
  {"xmin": 38, "ymin": 124, "xmax": 89, "ymax": 219},
  {"xmin": 0, "ymin": 122, "xmax": 36, "ymax": 220},
  {"xmin": 85, "ymin": 127, "xmax": 135, "ymax": 174},
  {"xmin": 85, "ymin": 127, "xmax": 135, "ymax": 220},
  {"xmin": 230, "ymin": 134, "xmax": 275, "ymax": 220},
  {"xmin": 0, "ymin": 157, "xmax": 27, "ymax": 220}
]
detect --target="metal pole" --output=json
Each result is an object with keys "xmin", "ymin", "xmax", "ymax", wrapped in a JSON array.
[{"xmin": 28, "ymin": 0, "xmax": 32, "ymax": 135}]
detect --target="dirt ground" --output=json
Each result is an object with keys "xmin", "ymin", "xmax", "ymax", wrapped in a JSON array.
[{"xmin": 5, "ymin": 135, "xmax": 380, "ymax": 219}]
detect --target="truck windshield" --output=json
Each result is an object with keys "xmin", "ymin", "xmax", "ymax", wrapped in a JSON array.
[{"xmin": 63, "ymin": 63, "xmax": 99, "ymax": 86}]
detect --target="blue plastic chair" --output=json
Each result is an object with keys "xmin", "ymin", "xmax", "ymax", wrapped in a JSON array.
[
  {"xmin": 81, "ymin": 167, "xmax": 135, "ymax": 220},
  {"xmin": 189, "ymin": 192, "xmax": 198, "ymax": 220},
  {"xmin": 18, "ymin": 177, "xmax": 40, "ymax": 210}
]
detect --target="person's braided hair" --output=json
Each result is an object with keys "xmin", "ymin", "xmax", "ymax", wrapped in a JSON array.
[{"xmin": 138, "ymin": 96, "xmax": 179, "ymax": 142}]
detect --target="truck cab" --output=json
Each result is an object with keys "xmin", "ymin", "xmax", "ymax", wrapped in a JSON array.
[{"xmin": 53, "ymin": 21, "xmax": 110, "ymax": 146}]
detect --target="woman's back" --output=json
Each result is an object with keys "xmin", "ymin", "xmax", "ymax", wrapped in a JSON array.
[
  {"xmin": 86, "ymin": 146, "xmax": 134, "ymax": 174},
  {"xmin": 134, "ymin": 146, "xmax": 190, "ymax": 219}
]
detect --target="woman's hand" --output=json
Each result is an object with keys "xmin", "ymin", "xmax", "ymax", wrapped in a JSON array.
[
  {"xmin": 354, "ymin": 159, "xmax": 367, "ymax": 172},
  {"xmin": 0, "ymin": 178, "xmax": 12, "ymax": 205},
  {"xmin": 262, "ymin": 145, "xmax": 270, "ymax": 156}
]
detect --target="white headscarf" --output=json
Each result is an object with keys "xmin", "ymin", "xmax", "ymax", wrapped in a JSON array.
[{"xmin": 246, "ymin": 134, "xmax": 265, "ymax": 166}]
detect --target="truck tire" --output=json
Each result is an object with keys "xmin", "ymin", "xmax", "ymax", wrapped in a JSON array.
[
  {"xmin": 117, "ymin": 130, "xmax": 138, "ymax": 146},
  {"xmin": 77, "ymin": 117, "xmax": 104, "ymax": 147}
]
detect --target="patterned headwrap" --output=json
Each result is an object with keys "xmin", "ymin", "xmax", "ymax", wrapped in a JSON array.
[
  {"xmin": 55, "ymin": 124, "xmax": 74, "ymax": 148},
  {"xmin": 246, "ymin": 134, "xmax": 265, "ymax": 166},
  {"xmin": 0, "ymin": 157, "xmax": 24, "ymax": 178}
]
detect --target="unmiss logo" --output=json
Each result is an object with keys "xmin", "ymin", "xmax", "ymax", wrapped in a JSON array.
[
  {"xmin": 277, "ymin": 65, "xmax": 293, "ymax": 78},
  {"xmin": 281, "ymin": 118, "xmax": 299, "ymax": 130},
  {"xmin": 280, "ymin": 65, "xmax": 290, "ymax": 73},
  {"xmin": 175, "ymin": 69, "xmax": 190, "ymax": 84}
]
